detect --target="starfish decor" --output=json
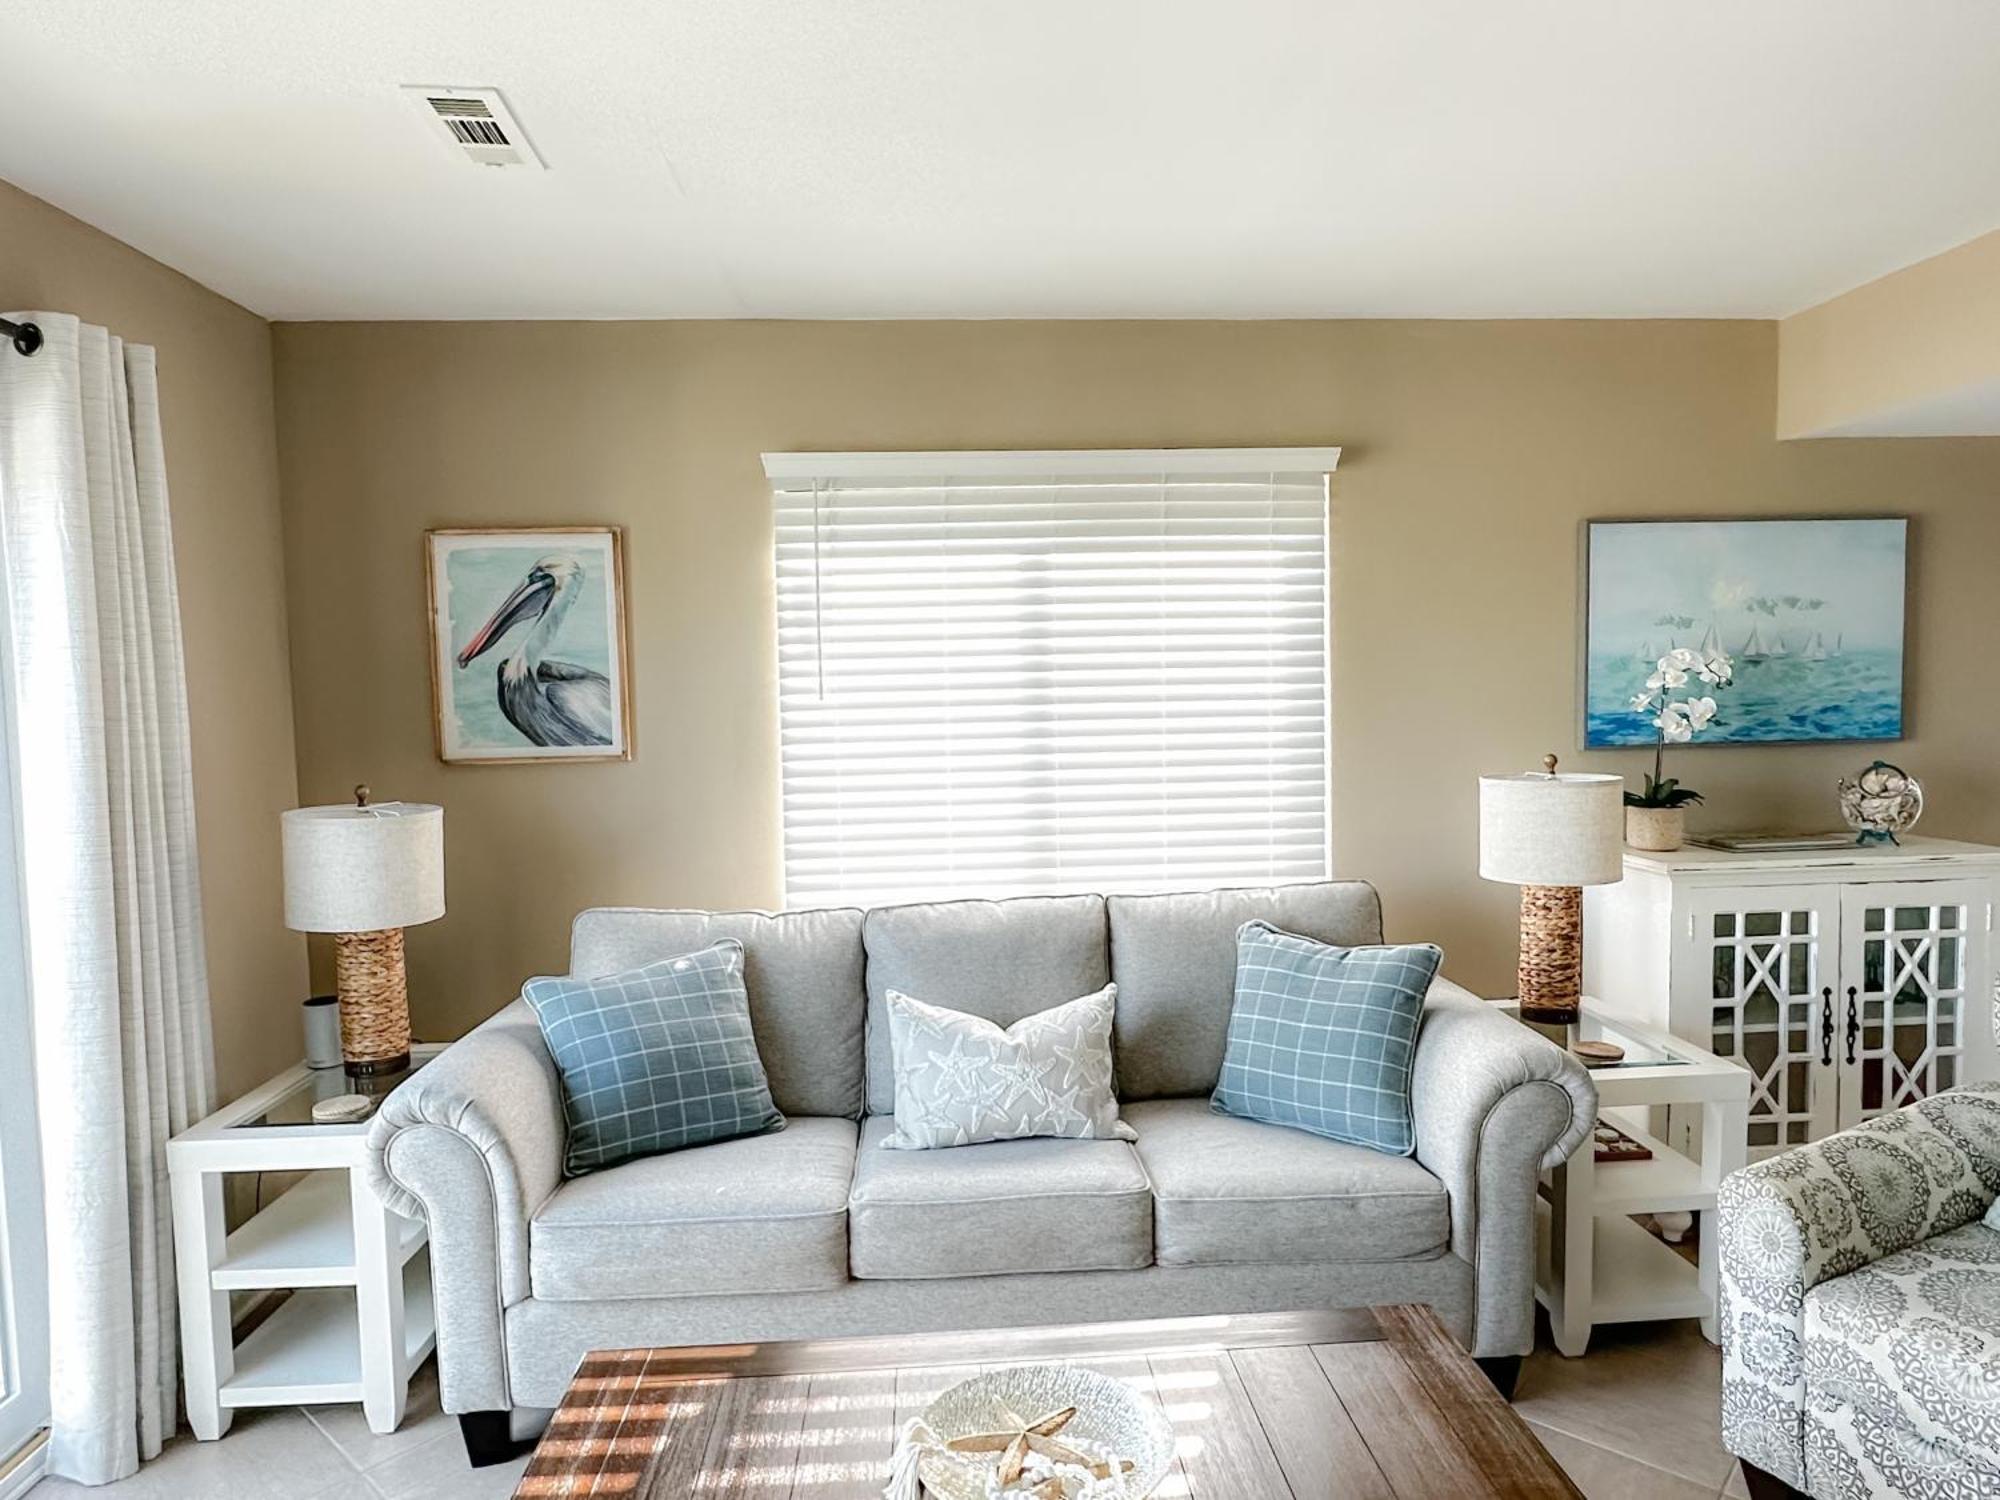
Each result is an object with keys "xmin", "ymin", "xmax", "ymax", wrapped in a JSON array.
[{"xmin": 944, "ymin": 1403, "xmax": 1135, "ymax": 1492}]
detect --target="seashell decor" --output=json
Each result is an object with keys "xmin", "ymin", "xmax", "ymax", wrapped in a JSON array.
[
  {"xmin": 1837, "ymin": 760, "xmax": 1924, "ymax": 846},
  {"xmin": 891, "ymin": 1363, "xmax": 1175, "ymax": 1500}
]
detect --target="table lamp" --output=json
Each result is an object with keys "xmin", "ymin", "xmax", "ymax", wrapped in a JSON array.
[
  {"xmin": 282, "ymin": 787, "xmax": 444, "ymax": 1073},
  {"xmin": 1478, "ymin": 755, "xmax": 1623, "ymax": 1025}
]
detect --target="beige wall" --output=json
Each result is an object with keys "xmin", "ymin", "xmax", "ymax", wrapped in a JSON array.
[
  {"xmin": 1779, "ymin": 229, "xmax": 2000, "ymax": 437},
  {"xmin": 270, "ymin": 319, "xmax": 2000, "ymax": 1038},
  {"xmin": 2, "ymin": 180, "xmax": 305, "ymax": 1096}
]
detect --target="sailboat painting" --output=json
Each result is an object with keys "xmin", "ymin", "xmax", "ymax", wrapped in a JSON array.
[
  {"xmin": 427, "ymin": 527, "xmax": 633, "ymax": 763},
  {"xmin": 1584, "ymin": 518, "xmax": 1906, "ymax": 747}
]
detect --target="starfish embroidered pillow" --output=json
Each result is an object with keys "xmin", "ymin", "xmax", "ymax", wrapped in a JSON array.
[{"xmin": 881, "ymin": 985, "xmax": 1136, "ymax": 1150}]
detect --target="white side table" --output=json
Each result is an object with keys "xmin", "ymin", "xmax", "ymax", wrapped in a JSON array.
[
  {"xmin": 166, "ymin": 1048, "xmax": 443, "ymax": 1439},
  {"xmin": 1503, "ymin": 1002, "xmax": 1751, "ymax": 1358}
]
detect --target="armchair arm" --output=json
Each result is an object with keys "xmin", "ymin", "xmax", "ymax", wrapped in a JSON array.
[
  {"xmin": 365, "ymin": 999, "xmax": 565, "ymax": 1413},
  {"xmin": 1718, "ymin": 1082, "xmax": 2000, "ymax": 1491},
  {"xmin": 1409, "ymin": 977, "xmax": 1595, "ymax": 1358}
]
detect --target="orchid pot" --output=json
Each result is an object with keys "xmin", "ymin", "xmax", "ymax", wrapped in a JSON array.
[{"xmin": 1625, "ymin": 805, "xmax": 1687, "ymax": 852}]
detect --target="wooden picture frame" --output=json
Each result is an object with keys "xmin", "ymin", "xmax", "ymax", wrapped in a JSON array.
[{"xmin": 425, "ymin": 526, "xmax": 634, "ymax": 764}]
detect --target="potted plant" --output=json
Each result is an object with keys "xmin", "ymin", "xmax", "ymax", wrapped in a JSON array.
[{"xmin": 1625, "ymin": 646, "xmax": 1732, "ymax": 851}]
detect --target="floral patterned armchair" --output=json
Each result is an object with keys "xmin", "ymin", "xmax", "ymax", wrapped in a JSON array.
[{"xmin": 1718, "ymin": 1083, "xmax": 2000, "ymax": 1499}]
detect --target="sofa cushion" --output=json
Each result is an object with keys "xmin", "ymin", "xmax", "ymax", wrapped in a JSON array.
[
  {"xmin": 528, "ymin": 1116, "xmax": 857, "ymax": 1300},
  {"xmin": 862, "ymin": 894, "xmax": 1108, "ymax": 1115},
  {"xmin": 1124, "ymin": 1098, "xmax": 1449, "ymax": 1265},
  {"xmin": 848, "ymin": 1115, "xmax": 1151, "ymax": 1279},
  {"xmin": 1107, "ymin": 882, "xmax": 1384, "ymax": 1099},
  {"xmin": 1803, "ymin": 1220, "xmax": 2000, "ymax": 1475},
  {"xmin": 570, "ymin": 905, "xmax": 866, "ymax": 1119}
]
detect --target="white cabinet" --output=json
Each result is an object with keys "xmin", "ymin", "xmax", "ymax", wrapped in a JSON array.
[{"xmin": 1584, "ymin": 837, "xmax": 2000, "ymax": 1158}]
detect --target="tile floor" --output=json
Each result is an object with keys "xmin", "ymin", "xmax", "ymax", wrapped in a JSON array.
[{"xmin": 29, "ymin": 1315, "xmax": 1748, "ymax": 1499}]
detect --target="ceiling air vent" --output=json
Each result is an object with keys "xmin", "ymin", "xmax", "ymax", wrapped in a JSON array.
[{"xmin": 403, "ymin": 86, "xmax": 544, "ymax": 170}]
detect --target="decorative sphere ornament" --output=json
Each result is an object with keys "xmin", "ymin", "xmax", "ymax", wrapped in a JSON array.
[{"xmin": 1838, "ymin": 760, "xmax": 1924, "ymax": 846}]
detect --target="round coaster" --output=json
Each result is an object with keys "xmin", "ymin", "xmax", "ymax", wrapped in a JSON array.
[
  {"xmin": 311, "ymin": 1093, "xmax": 375, "ymax": 1124},
  {"xmin": 1572, "ymin": 1039, "xmax": 1626, "ymax": 1066}
]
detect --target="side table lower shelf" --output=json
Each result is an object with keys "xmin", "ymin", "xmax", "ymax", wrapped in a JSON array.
[
  {"xmin": 1535, "ymin": 1201, "xmax": 1711, "ymax": 1329},
  {"xmin": 223, "ymin": 1251, "xmax": 436, "ymax": 1409}
]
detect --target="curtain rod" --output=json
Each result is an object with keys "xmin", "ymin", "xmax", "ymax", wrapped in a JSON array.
[{"xmin": 0, "ymin": 317, "xmax": 43, "ymax": 357}]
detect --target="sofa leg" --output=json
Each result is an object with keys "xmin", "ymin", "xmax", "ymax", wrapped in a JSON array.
[
  {"xmin": 459, "ymin": 1410, "xmax": 536, "ymax": 1468},
  {"xmin": 1474, "ymin": 1355, "xmax": 1522, "ymax": 1400},
  {"xmin": 1738, "ymin": 1461, "xmax": 1808, "ymax": 1500}
]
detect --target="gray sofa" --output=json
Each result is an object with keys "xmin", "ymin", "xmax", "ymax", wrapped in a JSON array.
[
  {"xmin": 365, "ymin": 881, "xmax": 1594, "ymax": 1461},
  {"xmin": 1719, "ymin": 1083, "xmax": 2000, "ymax": 1499}
]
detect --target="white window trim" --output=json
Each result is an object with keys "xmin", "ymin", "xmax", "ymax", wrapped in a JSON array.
[{"xmin": 763, "ymin": 447, "xmax": 1342, "ymax": 485}]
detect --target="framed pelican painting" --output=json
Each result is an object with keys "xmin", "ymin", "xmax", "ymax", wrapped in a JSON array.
[{"xmin": 426, "ymin": 526, "xmax": 633, "ymax": 763}]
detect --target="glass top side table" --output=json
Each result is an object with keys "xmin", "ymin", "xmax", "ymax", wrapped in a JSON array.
[
  {"xmin": 166, "ymin": 1045, "xmax": 445, "ymax": 1440},
  {"xmin": 1499, "ymin": 1000, "xmax": 1751, "ymax": 1357}
]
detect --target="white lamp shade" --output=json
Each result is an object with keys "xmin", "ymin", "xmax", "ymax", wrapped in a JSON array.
[
  {"xmin": 1479, "ymin": 772, "xmax": 1624, "ymax": 887},
  {"xmin": 283, "ymin": 801, "xmax": 445, "ymax": 933}
]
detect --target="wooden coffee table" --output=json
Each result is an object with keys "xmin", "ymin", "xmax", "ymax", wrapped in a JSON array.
[{"xmin": 518, "ymin": 1305, "xmax": 1580, "ymax": 1498}]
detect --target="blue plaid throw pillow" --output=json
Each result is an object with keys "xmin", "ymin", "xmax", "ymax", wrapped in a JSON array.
[
  {"xmin": 1210, "ymin": 920, "xmax": 1441, "ymax": 1156},
  {"xmin": 524, "ymin": 940, "xmax": 784, "ymax": 1176}
]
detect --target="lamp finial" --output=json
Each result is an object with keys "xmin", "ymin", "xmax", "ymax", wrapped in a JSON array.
[
  {"xmin": 1542, "ymin": 753, "xmax": 1559, "ymax": 778},
  {"xmin": 354, "ymin": 784, "xmax": 371, "ymax": 808}
]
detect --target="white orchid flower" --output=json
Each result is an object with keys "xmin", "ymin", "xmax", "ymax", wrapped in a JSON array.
[
  {"xmin": 1684, "ymin": 696, "xmax": 1718, "ymax": 731},
  {"xmin": 1667, "ymin": 647, "xmax": 1703, "ymax": 669},
  {"xmin": 1630, "ymin": 692, "xmax": 1656, "ymax": 712},
  {"xmin": 1660, "ymin": 666, "xmax": 1688, "ymax": 689},
  {"xmin": 1660, "ymin": 715, "xmax": 1693, "ymax": 744}
]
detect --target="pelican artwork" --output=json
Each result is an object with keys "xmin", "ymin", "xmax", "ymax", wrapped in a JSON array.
[{"xmin": 455, "ymin": 554, "xmax": 615, "ymax": 747}]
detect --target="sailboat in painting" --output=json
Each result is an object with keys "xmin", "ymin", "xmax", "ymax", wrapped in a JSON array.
[
  {"xmin": 1802, "ymin": 632, "xmax": 1828, "ymax": 662},
  {"xmin": 1740, "ymin": 623, "xmax": 1769, "ymax": 662}
]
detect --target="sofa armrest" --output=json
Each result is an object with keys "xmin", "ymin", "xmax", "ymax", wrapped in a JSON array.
[
  {"xmin": 1718, "ymin": 1082, "xmax": 2000, "ymax": 1490},
  {"xmin": 1409, "ymin": 977, "xmax": 1595, "ymax": 1359},
  {"xmin": 365, "ymin": 998, "xmax": 565, "ymax": 1413}
]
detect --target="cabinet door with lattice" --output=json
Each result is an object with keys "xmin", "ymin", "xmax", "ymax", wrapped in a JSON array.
[
  {"xmin": 1837, "ymin": 881, "xmax": 1994, "ymax": 1128},
  {"xmin": 1676, "ymin": 887, "xmax": 1840, "ymax": 1156}
]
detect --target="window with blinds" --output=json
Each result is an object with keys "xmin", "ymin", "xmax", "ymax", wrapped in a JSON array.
[{"xmin": 764, "ymin": 448, "xmax": 1338, "ymax": 908}]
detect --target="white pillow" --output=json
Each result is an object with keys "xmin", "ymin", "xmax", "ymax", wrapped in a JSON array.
[{"xmin": 881, "ymin": 985, "xmax": 1135, "ymax": 1150}]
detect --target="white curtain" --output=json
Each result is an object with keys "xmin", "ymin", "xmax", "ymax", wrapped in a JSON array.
[{"xmin": 0, "ymin": 312, "xmax": 215, "ymax": 1485}]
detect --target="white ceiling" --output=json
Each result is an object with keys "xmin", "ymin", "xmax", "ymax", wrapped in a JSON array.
[{"xmin": 4, "ymin": 2, "xmax": 2000, "ymax": 322}]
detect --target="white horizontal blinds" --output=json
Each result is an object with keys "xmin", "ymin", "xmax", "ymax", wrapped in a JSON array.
[{"xmin": 772, "ymin": 460, "xmax": 1331, "ymax": 907}]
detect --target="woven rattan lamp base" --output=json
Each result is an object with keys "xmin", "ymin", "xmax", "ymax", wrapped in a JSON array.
[
  {"xmin": 1517, "ymin": 883, "xmax": 1582, "ymax": 1025},
  {"xmin": 335, "ymin": 926, "xmax": 412, "ymax": 1074}
]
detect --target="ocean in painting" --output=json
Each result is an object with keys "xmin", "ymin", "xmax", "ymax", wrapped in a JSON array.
[
  {"xmin": 1586, "ymin": 647, "xmax": 1903, "ymax": 745},
  {"xmin": 1584, "ymin": 518, "xmax": 1906, "ymax": 747}
]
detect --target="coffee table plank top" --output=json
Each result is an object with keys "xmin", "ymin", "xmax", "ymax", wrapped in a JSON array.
[{"xmin": 520, "ymin": 1306, "xmax": 1580, "ymax": 1500}]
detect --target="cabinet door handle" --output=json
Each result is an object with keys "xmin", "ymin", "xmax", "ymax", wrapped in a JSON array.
[
  {"xmin": 1846, "ymin": 986, "xmax": 1860, "ymax": 1066},
  {"xmin": 1820, "ymin": 987, "xmax": 1834, "ymax": 1066}
]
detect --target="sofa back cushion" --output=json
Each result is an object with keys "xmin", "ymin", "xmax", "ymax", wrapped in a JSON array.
[
  {"xmin": 1107, "ymin": 881, "xmax": 1383, "ymax": 1099},
  {"xmin": 569, "ymin": 906, "xmax": 866, "ymax": 1119},
  {"xmin": 861, "ymin": 894, "xmax": 1108, "ymax": 1115}
]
